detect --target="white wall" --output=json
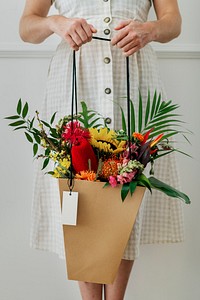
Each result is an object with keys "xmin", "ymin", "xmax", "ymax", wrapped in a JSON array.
[{"xmin": 1, "ymin": 1, "xmax": 200, "ymax": 300}]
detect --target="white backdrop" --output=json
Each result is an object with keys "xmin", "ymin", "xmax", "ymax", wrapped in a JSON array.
[{"xmin": 0, "ymin": 1, "xmax": 200, "ymax": 300}]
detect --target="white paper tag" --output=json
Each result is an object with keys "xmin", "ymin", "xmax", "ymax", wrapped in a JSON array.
[{"xmin": 61, "ymin": 191, "xmax": 78, "ymax": 226}]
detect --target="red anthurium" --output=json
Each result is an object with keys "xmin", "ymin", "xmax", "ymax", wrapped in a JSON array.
[{"xmin": 71, "ymin": 137, "xmax": 98, "ymax": 173}]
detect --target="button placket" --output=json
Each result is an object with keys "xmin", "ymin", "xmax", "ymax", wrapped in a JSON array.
[{"xmin": 101, "ymin": 0, "xmax": 114, "ymax": 122}]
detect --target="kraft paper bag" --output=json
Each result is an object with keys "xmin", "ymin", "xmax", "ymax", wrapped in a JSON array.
[{"xmin": 58, "ymin": 179, "xmax": 145, "ymax": 284}]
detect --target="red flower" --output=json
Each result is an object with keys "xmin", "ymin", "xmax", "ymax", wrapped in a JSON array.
[
  {"xmin": 62, "ymin": 121, "xmax": 91, "ymax": 145},
  {"xmin": 71, "ymin": 138, "xmax": 98, "ymax": 173}
]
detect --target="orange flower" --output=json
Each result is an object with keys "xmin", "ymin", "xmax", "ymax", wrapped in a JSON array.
[
  {"xmin": 75, "ymin": 170, "xmax": 96, "ymax": 181},
  {"xmin": 100, "ymin": 158, "xmax": 120, "ymax": 180},
  {"xmin": 150, "ymin": 134, "xmax": 164, "ymax": 148},
  {"xmin": 132, "ymin": 132, "xmax": 144, "ymax": 142}
]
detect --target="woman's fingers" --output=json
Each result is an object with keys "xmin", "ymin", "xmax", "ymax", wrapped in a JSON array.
[
  {"xmin": 50, "ymin": 16, "xmax": 97, "ymax": 50},
  {"xmin": 111, "ymin": 19, "xmax": 152, "ymax": 56}
]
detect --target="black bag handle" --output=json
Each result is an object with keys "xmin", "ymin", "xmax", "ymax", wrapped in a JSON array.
[{"xmin": 69, "ymin": 37, "xmax": 132, "ymax": 191}]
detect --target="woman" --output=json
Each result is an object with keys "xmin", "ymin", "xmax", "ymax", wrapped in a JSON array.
[{"xmin": 19, "ymin": 1, "xmax": 183, "ymax": 299}]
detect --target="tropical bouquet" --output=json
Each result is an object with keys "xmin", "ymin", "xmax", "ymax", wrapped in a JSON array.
[{"xmin": 5, "ymin": 91, "xmax": 190, "ymax": 203}]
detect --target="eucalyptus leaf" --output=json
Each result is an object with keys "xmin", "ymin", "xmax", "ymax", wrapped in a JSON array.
[
  {"xmin": 42, "ymin": 157, "xmax": 50, "ymax": 170},
  {"xmin": 9, "ymin": 120, "xmax": 25, "ymax": 127},
  {"xmin": 17, "ymin": 99, "xmax": 22, "ymax": 115},
  {"xmin": 25, "ymin": 132, "xmax": 33, "ymax": 143},
  {"xmin": 5, "ymin": 115, "xmax": 20, "ymax": 120},
  {"xmin": 22, "ymin": 102, "xmax": 29, "ymax": 118},
  {"xmin": 33, "ymin": 143, "xmax": 38, "ymax": 156},
  {"xmin": 50, "ymin": 112, "xmax": 57, "ymax": 125}
]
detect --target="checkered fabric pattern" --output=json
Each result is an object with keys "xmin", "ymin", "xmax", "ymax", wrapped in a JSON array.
[{"xmin": 30, "ymin": 0, "xmax": 184, "ymax": 260}]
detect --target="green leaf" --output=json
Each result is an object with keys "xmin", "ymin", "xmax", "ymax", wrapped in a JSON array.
[
  {"xmin": 13, "ymin": 126, "xmax": 27, "ymax": 131},
  {"xmin": 120, "ymin": 106, "xmax": 127, "ymax": 133},
  {"xmin": 33, "ymin": 133, "xmax": 41, "ymax": 144},
  {"xmin": 148, "ymin": 176, "xmax": 191, "ymax": 204},
  {"xmin": 9, "ymin": 120, "xmax": 26, "ymax": 127},
  {"xmin": 30, "ymin": 117, "xmax": 35, "ymax": 129},
  {"xmin": 33, "ymin": 143, "xmax": 38, "ymax": 156},
  {"xmin": 25, "ymin": 132, "xmax": 33, "ymax": 143},
  {"xmin": 103, "ymin": 182, "xmax": 110, "ymax": 188},
  {"xmin": 155, "ymin": 93, "xmax": 161, "ymax": 114},
  {"xmin": 121, "ymin": 183, "xmax": 130, "ymax": 202},
  {"xmin": 129, "ymin": 181, "xmax": 137, "ymax": 196},
  {"xmin": 50, "ymin": 112, "xmax": 57, "ymax": 125},
  {"xmin": 42, "ymin": 158, "xmax": 50, "ymax": 170},
  {"xmin": 17, "ymin": 99, "xmax": 22, "ymax": 115},
  {"xmin": 145, "ymin": 91, "xmax": 150, "ymax": 126},
  {"xmin": 22, "ymin": 102, "xmax": 29, "ymax": 118},
  {"xmin": 137, "ymin": 174, "xmax": 152, "ymax": 193},
  {"xmin": 45, "ymin": 148, "xmax": 50, "ymax": 156},
  {"xmin": 138, "ymin": 91, "xmax": 143, "ymax": 132},
  {"xmin": 41, "ymin": 120, "xmax": 51, "ymax": 128},
  {"xmin": 130, "ymin": 100, "xmax": 135, "ymax": 134},
  {"xmin": 150, "ymin": 90, "xmax": 157, "ymax": 119},
  {"xmin": 5, "ymin": 115, "xmax": 20, "ymax": 120}
]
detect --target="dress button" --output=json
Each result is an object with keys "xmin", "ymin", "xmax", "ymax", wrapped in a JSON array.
[
  {"xmin": 103, "ymin": 0, "xmax": 109, "ymax": 2},
  {"xmin": 104, "ymin": 29, "xmax": 110, "ymax": 35},
  {"xmin": 104, "ymin": 17, "xmax": 111, "ymax": 23},
  {"xmin": 104, "ymin": 57, "xmax": 111, "ymax": 64},
  {"xmin": 105, "ymin": 88, "xmax": 111, "ymax": 94}
]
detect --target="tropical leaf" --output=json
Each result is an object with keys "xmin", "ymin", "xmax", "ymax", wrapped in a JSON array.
[
  {"xmin": 121, "ymin": 183, "xmax": 130, "ymax": 202},
  {"xmin": 145, "ymin": 90, "xmax": 151, "ymax": 126},
  {"xmin": 155, "ymin": 93, "xmax": 162, "ymax": 114},
  {"xmin": 148, "ymin": 176, "xmax": 191, "ymax": 204},
  {"xmin": 137, "ymin": 174, "xmax": 152, "ymax": 193},
  {"xmin": 138, "ymin": 91, "xmax": 143, "ymax": 132},
  {"xmin": 120, "ymin": 106, "xmax": 127, "ymax": 133},
  {"xmin": 78, "ymin": 101, "xmax": 103, "ymax": 128},
  {"xmin": 129, "ymin": 181, "xmax": 137, "ymax": 196},
  {"xmin": 150, "ymin": 90, "xmax": 157, "ymax": 119}
]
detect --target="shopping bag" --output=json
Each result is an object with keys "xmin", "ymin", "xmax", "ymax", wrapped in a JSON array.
[{"xmin": 59, "ymin": 179, "xmax": 145, "ymax": 284}]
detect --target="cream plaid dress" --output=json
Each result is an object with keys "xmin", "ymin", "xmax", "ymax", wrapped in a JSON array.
[{"xmin": 30, "ymin": 0, "xmax": 184, "ymax": 260}]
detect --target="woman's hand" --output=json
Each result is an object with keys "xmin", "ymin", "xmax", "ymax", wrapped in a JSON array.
[
  {"xmin": 49, "ymin": 16, "xmax": 97, "ymax": 51},
  {"xmin": 111, "ymin": 19, "xmax": 153, "ymax": 56}
]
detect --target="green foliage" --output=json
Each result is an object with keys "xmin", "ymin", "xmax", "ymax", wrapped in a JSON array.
[
  {"xmin": 120, "ymin": 91, "xmax": 190, "ymax": 142},
  {"xmin": 148, "ymin": 176, "xmax": 190, "ymax": 204},
  {"xmin": 77, "ymin": 101, "xmax": 103, "ymax": 128}
]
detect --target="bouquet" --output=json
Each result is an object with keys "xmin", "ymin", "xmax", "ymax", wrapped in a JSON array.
[{"xmin": 5, "ymin": 91, "xmax": 190, "ymax": 203}]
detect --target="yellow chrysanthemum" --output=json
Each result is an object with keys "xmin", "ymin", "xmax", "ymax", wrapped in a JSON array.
[
  {"xmin": 52, "ymin": 156, "xmax": 71, "ymax": 178},
  {"xmin": 89, "ymin": 128, "xmax": 126, "ymax": 154}
]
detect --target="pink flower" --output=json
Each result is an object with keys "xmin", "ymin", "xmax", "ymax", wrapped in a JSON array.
[
  {"xmin": 109, "ymin": 176, "xmax": 118, "ymax": 187},
  {"xmin": 117, "ymin": 175, "xmax": 126, "ymax": 185}
]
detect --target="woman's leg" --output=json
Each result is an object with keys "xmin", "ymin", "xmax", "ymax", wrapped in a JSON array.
[
  {"xmin": 78, "ymin": 282, "xmax": 103, "ymax": 300},
  {"xmin": 104, "ymin": 259, "xmax": 134, "ymax": 300}
]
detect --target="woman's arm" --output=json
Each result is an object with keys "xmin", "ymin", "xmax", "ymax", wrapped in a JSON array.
[
  {"xmin": 19, "ymin": 0, "xmax": 97, "ymax": 50},
  {"xmin": 111, "ymin": 0, "xmax": 182, "ymax": 56}
]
